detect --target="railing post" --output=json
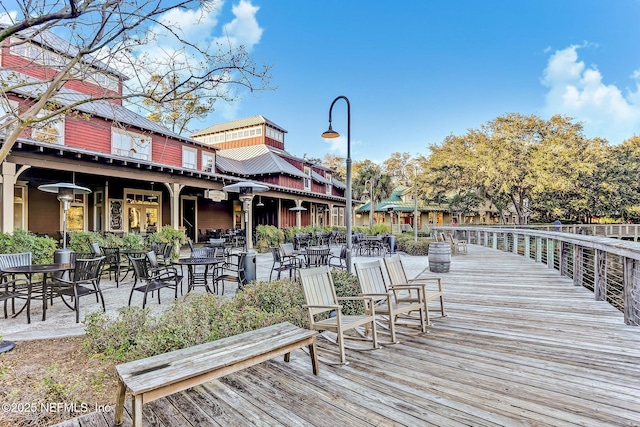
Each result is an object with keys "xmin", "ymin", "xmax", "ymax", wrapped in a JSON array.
[
  {"xmin": 536, "ymin": 237, "xmax": 542, "ymax": 263},
  {"xmin": 484, "ymin": 231, "xmax": 489, "ymax": 247},
  {"xmin": 594, "ymin": 249, "xmax": 607, "ymax": 302},
  {"xmin": 573, "ymin": 245, "xmax": 583, "ymax": 287},
  {"xmin": 525, "ymin": 235, "xmax": 530, "ymax": 259},
  {"xmin": 513, "ymin": 233, "xmax": 519, "ymax": 255},
  {"xmin": 623, "ymin": 257, "xmax": 640, "ymax": 325},
  {"xmin": 547, "ymin": 238, "xmax": 554, "ymax": 269},
  {"xmin": 492, "ymin": 232, "xmax": 498, "ymax": 250}
]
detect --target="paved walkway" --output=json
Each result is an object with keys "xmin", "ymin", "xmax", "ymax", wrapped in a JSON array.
[{"xmin": 1, "ymin": 246, "xmax": 430, "ymax": 341}]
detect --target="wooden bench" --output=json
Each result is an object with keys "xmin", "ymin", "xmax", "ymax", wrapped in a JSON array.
[{"xmin": 114, "ymin": 322, "xmax": 319, "ymax": 426}]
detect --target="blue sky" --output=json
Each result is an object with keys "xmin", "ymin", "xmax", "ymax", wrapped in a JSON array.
[
  {"xmin": 3, "ymin": 0, "xmax": 640, "ymax": 164},
  {"xmin": 210, "ymin": 0, "xmax": 640, "ymax": 163}
]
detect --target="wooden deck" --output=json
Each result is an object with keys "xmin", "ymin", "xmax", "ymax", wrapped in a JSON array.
[{"xmin": 57, "ymin": 245, "xmax": 640, "ymax": 426}]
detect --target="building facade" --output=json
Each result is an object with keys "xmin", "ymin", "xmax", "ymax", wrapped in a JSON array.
[{"xmin": 0, "ymin": 31, "xmax": 346, "ymax": 243}]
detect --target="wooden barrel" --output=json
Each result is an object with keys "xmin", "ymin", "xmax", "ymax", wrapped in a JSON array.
[{"xmin": 428, "ymin": 242, "xmax": 451, "ymax": 273}]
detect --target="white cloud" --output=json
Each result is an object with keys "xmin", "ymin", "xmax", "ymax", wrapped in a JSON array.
[
  {"xmin": 324, "ymin": 135, "xmax": 348, "ymax": 156},
  {"xmin": 541, "ymin": 44, "xmax": 640, "ymax": 144},
  {"xmin": 0, "ymin": 11, "xmax": 16, "ymax": 25},
  {"xmin": 218, "ymin": 0, "xmax": 263, "ymax": 51}
]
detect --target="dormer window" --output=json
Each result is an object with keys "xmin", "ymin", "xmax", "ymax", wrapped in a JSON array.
[
  {"xmin": 303, "ymin": 166, "xmax": 311, "ymax": 191},
  {"xmin": 182, "ymin": 146, "xmax": 197, "ymax": 170},
  {"xmin": 325, "ymin": 174, "xmax": 332, "ymax": 195}
]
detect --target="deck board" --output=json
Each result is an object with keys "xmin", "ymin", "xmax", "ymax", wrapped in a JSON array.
[{"xmin": 65, "ymin": 245, "xmax": 640, "ymax": 426}]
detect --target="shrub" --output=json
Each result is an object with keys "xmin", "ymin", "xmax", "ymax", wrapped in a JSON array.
[
  {"xmin": 83, "ymin": 269, "xmax": 364, "ymax": 362},
  {"xmin": 371, "ymin": 223, "xmax": 390, "ymax": 235},
  {"xmin": 68, "ymin": 231, "xmax": 104, "ymax": 253},
  {"xmin": 331, "ymin": 268, "xmax": 365, "ymax": 315},
  {"xmin": 401, "ymin": 239, "xmax": 432, "ymax": 255},
  {"xmin": 255, "ymin": 225, "xmax": 285, "ymax": 253},
  {"xmin": 0, "ymin": 229, "xmax": 57, "ymax": 264}
]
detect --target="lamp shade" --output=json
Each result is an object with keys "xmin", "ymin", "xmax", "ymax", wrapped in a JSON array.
[
  {"xmin": 38, "ymin": 182, "xmax": 92, "ymax": 200},
  {"xmin": 222, "ymin": 181, "xmax": 269, "ymax": 195}
]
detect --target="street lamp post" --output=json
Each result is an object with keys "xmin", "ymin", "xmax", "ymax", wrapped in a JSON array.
[
  {"xmin": 362, "ymin": 178, "xmax": 374, "ymax": 231},
  {"xmin": 322, "ymin": 95, "xmax": 352, "ymax": 272}
]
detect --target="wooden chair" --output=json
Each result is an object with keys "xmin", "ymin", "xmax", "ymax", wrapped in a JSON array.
[
  {"xmin": 447, "ymin": 233, "xmax": 468, "ymax": 254},
  {"xmin": 383, "ymin": 256, "xmax": 445, "ymax": 325},
  {"xmin": 299, "ymin": 265, "xmax": 379, "ymax": 364},
  {"xmin": 51, "ymin": 256, "xmax": 106, "ymax": 323},
  {"xmin": 354, "ymin": 260, "xmax": 427, "ymax": 344}
]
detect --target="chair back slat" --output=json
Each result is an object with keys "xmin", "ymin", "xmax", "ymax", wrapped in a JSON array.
[
  {"xmin": 384, "ymin": 256, "xmax": 410, "ymax": 286},
  {"xmin": 0, "ymin": 252, "xmax": 32, "ymax": 269},
  {"xmin": 305, "ymin": 247, "xmax": 330, "ymax": 267},
  {"xmin": 354, "ymin": 260, "xmax": 389, "ymax": 298},
  {"xmin": 129, "ymin": 256, "xmax": 149, "ymax": 279},
  {"xmin": 280, "ymin": 243, "xmax": 295, "ymax": 257},
  {"xmin": 73, "ymin": 256, "xmax": 105, "ymax": 282},
  {"xmin": 299, "ymin": 266, "xmax": 337, "ymax": 316}
]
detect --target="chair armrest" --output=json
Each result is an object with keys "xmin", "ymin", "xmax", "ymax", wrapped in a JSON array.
[{"xmin": 302, "ymin": 304, "xmax": 341, "ymax": 310}]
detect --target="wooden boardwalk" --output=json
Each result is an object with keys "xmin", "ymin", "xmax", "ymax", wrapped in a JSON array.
[{"xmin": 58, "ymin": 245, "xmax": 640, "ymax": 426}]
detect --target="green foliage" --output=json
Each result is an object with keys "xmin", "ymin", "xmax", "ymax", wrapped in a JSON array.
[
  {"xmin": 371, "ymin": 223, "xmax": 390, "ymax": 235},
  {"xmin": 119, "ymin": 233, "xmax": 145, "ymax": 250},
  {"xmin": 148, "ymin": 225, "xmax": 188, "ymax": 245},
  {"xmin": 255, "ymin": 225, "xmax": 285, "ymax": 253},
  {"xmin": 84, "ymin": 269, "xmax": 364, "ymax": 362},
  {"xmin": 0, "ymin": 229, "xmax": 57, "ymax": 264},
  {"xmin": 68, "ymin": 231, "xmax": 104, "ymax": 252},
  {"xmin": 102, "ymin": 233, "xmax": 124, "ymax": 248},
  {"xmin": 331, "ymin": 268, "xmax": 365, "ymax": 315},
  {"xmin": 401, "ymin": 239, "xmax": 432, "ymax": 255}
]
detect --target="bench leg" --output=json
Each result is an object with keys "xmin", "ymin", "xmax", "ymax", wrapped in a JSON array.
[
  {"xmin": 308, "ymin": 342, "xmax": 319, "ymax": 375},
  {"xmin": 284, "ymin": 351, "xmax": 291, "ymax": 363},
  {"xmin": 114, "ymin": 380, "xmax": 126, "ymax": 425},
  {"xmin": 132, "ymin": 394, "xmax": 143, "ymax": 427}
]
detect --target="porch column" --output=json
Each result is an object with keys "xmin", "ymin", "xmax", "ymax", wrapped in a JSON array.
[
  {"xmin": 328, "ymin": 203, "xmax": 334, "ymax": 226},
  {"xmin": 1, "ymin": 162, "xmax": 17, "ymax": 233},
  {"xmin": 295, "ymin": 199, "xmax": 302, "ymax": 228},
  {"xmin": 165, "ymin": 182, "xmax": 184, "ymax": 230}
]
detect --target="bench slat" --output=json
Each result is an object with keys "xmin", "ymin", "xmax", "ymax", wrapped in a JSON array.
[{"xmin": 116, "ymin": 322, "xmax": 317, "ymax": 396}]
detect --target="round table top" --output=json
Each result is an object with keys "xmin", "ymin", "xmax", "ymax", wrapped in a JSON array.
[
  {"xmin": 173, "ymin": 257, "xmax": 221, "ymax": 266},
  {"xmin": 1, "ymin": 263, "xmax": 72, "ymax": 274}
]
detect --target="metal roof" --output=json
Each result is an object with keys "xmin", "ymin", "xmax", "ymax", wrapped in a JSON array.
[
  {"xmin": 192, "ymin": 115, "xmax": 287, "ymax": 137},
  {"xmin": 216, "ymin": 145, "xmax": 308, "ymax": 178},
  {"xmin": 0, "ymin": 70, "xmax": 206, "ymax": 146},
  {"xmin": 310, "ymin": 170, "xmax": 329, "ymax": 185},
  {"xmin": 2, "ymin": 25, "xmax": 127, "ymax": 79}
]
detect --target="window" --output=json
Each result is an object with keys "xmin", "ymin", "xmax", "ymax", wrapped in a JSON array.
[
  {"xmin": 112, "ymin": 128, "xmax": 152, "ymax": 160},
  {"xmin": 14, "ymin": 185, "xmax": 27, "ymax": 230},
  {"xmin": 303, "ymin": 166, "xmax": 311, "ymax": 191},
  {"xmin": 10, "ymin": 38, "xmax": 119, "ymax": 90},
  {"xmin": 266, "ymin": 127, "xmax": 283, "ymax": 142},
  {"xmin": 31, "ymin": 111, "xmax": 64, "ymax": 144},
  {"xmin": 224, "ymin": 125, "xmax": 263, "ymax": 143},
  {"xmin": 202, "ymin": 152, "xmax": 215, "ymax": 172},
  {"xmin": 325, "ymin": 174, "xmax": 332, "ymax": 194},
  {"xmin": 182, "ymin": 146, "xmax": 198, "ymax": 169},
  {"xmin": 0, "ymin": 98, "xmax": 19, "ymax": 140},
  {"xmin": 65, "ymin": 194, "xmax": 87, "ymax": 232}
]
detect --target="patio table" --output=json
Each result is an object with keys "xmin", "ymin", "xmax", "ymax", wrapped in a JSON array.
[
  {"xmin": 173, "ymin": 257, "xmax": 222, "ymax": 294},
  {"xmin": 1, "ymin": 263, "xmax": 73, "ymax": 321}
]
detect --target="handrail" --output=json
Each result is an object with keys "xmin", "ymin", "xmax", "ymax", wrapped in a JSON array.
[{"xmin": 433, "ymin": 225, "xmax": 640, "ymax": 326}]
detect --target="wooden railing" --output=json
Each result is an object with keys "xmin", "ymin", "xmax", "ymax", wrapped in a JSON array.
[{"xmin": 433, "ymin": 226, "xmax": 640, "ymax": 326}]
